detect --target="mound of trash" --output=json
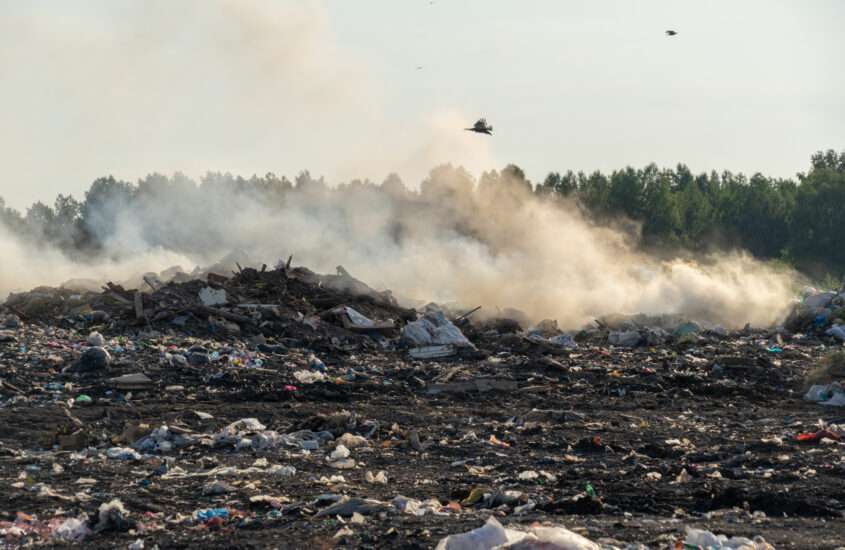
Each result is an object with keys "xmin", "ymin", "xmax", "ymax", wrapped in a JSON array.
[
  {"xmin": 2, "ymin": 261, "xmax": 416, "ymax": 343},
  {"xmin": 1, "ymin": 259, "xmax": 843, "ymax": 548},
  {"xmin": 784, "ymin": 286, "xmax": 845, "ymax": 342}
]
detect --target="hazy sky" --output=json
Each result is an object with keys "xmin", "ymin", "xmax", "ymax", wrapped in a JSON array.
[{"xmin": 1, "ymin": 0, "xmax": 843, "ymax": 209}]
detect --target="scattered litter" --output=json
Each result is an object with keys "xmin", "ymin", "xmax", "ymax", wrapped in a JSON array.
[
  {"xmin": 195, "ymin": 508, "xmax": 229, "ymax": 523},
  {"xmin": 52, "ymin": 518, "xmax": 92, "ymax": 542},
  {"xmin": 106, "ymin": 447, "xmax": 142, "ymax": 461},
  {"xmin": 336, "ymin": 433, "xmax": 368, "ymax": 449},
  {"xmin": 435, "ymin": 517, "xmax": 517, "ymax": 550},
  {"xmin": 828, "ymin": 324, "xmax": 845, "ymax": 341},
  {"xmin": 805, "ymin": 383, "xmax": 845, "ymax": 406},
  {"xmin": 365, "ymin": 470, "xmax": 388, "ymax": 484},
  {"xmin": 69, "ymin": 346, "xmax": 111, "ymax": 372},
  {"xmin": 548, "ymin": 333, "xmax": 577, "ymax": 348},
  {"xmin": 683, "ymin": 527, "xmax": 774, "ymax": 549},
  {"xmin": 93, "ymin": 499, "xmax": 133, "ymax": 533},
  {"xmin": 0, "ymin": 260, "xmax": 836, "ymax": 547},
  {"xmin": 87, "ymin": 331, "xmax": 106, "ymax": 347},
  {"xmin": 795, "ymin": 429, "xmax": 841, "ymax": 443}
]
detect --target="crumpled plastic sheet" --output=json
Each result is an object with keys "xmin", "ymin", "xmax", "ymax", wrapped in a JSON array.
[
  {"xmin": 435, "ymin": 519, "xmax": 774, "ymax": 550},
  {"xmin": 213, "ymin": 418, "xmax": 334, "ymax": 451},
  {"xmin": 683, "ymin": 527, "xmax": 774, "ymax": 550},
  {"xmin": 826, "ymin": 324, "xmax": 845, "ymax": 342},
  {"xmin": 804, "ymin": 383, "xmax": 845, "ymax": 407},
  {"xmin": 133, "ymin": 425, "xmax": 195, "ymax": 453},
  {"xmin": 402, "ymin": 311, "xmax": 473, "ymax": 347},
  {"xmin": 434, "ymin": 516, "xmax": 601, "ymax": 550}
]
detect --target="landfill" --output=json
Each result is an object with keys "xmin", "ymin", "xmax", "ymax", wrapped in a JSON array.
[{"xmin": 1, "ymin": 262, "xmax": 844, "ymax": 549}]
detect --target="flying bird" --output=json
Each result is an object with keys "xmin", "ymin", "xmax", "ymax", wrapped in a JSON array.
[
  {"xmin": 665, "ymin": 30, "xmax": 678, "ymax": 36},
  {"xmin": 465, "ymin": 118, "xmax": 493, "ymax": 135}
]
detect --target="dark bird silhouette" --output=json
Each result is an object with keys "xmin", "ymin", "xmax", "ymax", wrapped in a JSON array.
[
  {"xmin": 465, "ymin": 118, "xmax": 493, "ymax": 135},
  {"xmin": 665, "ymin": 30, "xmax": 678, "ymax": 36}
]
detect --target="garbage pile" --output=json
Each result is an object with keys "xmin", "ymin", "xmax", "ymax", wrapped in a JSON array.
[
  {"xmin": 784, "ymin": 286, "xmax": 845, "ymax": 342},
  {"xmin": 0, "ymin": 261, "xmax": 844, "ymax": 548},
  {"xmin": 3, "ymin": 261, "xmax": 416, "ymax": 343}
]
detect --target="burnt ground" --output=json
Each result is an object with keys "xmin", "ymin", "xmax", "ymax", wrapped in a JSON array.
[{"xmin": 1, "ymin": 324, "xmax": 844, "ymax": 549}]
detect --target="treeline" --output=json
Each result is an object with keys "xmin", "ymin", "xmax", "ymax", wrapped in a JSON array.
[
  {"xmin": 0, "ymin": 149, "xmax": 843, "ymax": 277},
  {"xmin": 539, "ymin": 149, "xmax": 845, "ymax": 277}
]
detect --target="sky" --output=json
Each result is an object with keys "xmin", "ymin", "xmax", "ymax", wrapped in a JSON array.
[{"xmin": 1, "ymin": 0, "xmax": 843, "ymax": 209}]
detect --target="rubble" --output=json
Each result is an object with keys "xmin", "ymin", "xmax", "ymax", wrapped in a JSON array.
[{"xmin": 0, "ymin": 260, "xmax": 843, "ymax": 548}]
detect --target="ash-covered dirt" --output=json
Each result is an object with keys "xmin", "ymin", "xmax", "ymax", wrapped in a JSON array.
[{"xmin": 0, "ymin": 265, "xmax": 844, "ymax": 549}]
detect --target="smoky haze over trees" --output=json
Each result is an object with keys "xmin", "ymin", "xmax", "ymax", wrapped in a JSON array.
[{"xmin": 1, "ymin": 149, "xmax": 843, "ymax": 280}]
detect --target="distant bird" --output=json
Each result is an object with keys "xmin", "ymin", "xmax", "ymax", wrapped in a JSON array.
[
  {"xmin": 416, "ymin": 65, "xmax": 423, "ymax": 70},
  {"xmin": 465, "ymin": 118, "xmax": 493, "ymax": 135},
  {"xmin": 665, "ymin": 30, "xmax": 678, "ymax": 36}
]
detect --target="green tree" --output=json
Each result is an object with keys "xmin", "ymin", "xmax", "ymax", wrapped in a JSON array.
[
  {"xmin": 607, "ymin": 167, "xmax": 645, "ymax": 219},
  {"xmin": 80, "ymin": 176, "xmax": 134, "ymax": 248},
  {"xmin": 641, "ymin": 170, "xmax": 681, "ymax": 246},
  {"xmin": 790, "ymin": 150, "xmax": 845, "ymax": 273}
]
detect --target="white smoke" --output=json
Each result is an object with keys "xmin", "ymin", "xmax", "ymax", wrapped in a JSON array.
[
  {"xmin": 0, "ymin": 2, "xmax": 800, "ymax": 328},
  {"xmin": 3, "ymin": 168, "xmax": 801, "ymax": 328}
]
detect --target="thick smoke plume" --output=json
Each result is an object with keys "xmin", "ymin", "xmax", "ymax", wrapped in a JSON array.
[
  {"xmin": 0, "ymin": 168, "xmax": 799, "ymax": 328},
  {"xmin": 0, "ymin": 2, "xmax": 801, "ymax": 328}
]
